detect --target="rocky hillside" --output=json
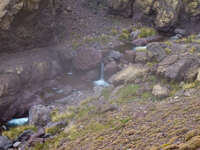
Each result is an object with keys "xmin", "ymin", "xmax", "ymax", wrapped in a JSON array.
[{"xmin": 0, "ymin": 0, "xmax": 200, "ymax": 150}]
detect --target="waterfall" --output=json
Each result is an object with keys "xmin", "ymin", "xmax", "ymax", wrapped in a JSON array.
[
  {"xmin": 100, "ymin": 62, "xmax": 104, "ymax": 80},
  {"xmin": 93, "ymin": 62, "xmax": 109, "ymax": 87}
]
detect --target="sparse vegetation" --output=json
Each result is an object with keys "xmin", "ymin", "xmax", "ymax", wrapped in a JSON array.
[{"xmin": 138, "ymin": 27, "xmax": 157, "ymax": 38}]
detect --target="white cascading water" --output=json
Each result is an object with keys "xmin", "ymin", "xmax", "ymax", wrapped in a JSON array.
[{"xmin": 93, "ymin": 62, "xmax": 109, "ymax": 87}]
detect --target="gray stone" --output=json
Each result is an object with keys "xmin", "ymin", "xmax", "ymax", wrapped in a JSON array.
[
  {"xmin": 152, "ymin": 84, "xmax": 170, "ymax": 98},
  {"xmin": 146, "ymin": 42, "xmax": 167, "ymax": 62},
  {"xmin": 29, "ymin": 105, "xmax": 51, "ymax": 127},
  {"xmin": 13, "ymin": 141, "xmax": 21, "ymax": 148},
  {"xmin": 0, "ymin": 136, "xmax": 12, "ymax": 150},
  {"xmin": 108, "ymin": 50, "xmax": 121, "ymax": 61}
]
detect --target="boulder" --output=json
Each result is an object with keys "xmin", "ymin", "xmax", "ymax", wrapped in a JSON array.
[
  {"xmin": 0, "ymin": 136, "xmax": 12, "ymax": 150},
  {"xmin": 29, "ymin": 105, "xmax": 51, "ymax": 127},
  {"xmin": 104, "ymin": 61, "xmax": 119, "ymax": 77},
  {"xmin": 157, "ymin": 54, "xmax": 200, "ymax": 81},
  {"xmin": 109, "ymin": 64, "xmax": 150, "ymax": 86},
  {"xmin": 146, "ymin": 42, "xmax": 167, "ymax": 62},
  {"xmin": 124, "ymin": 50, "xmax": 136, "ymax": 63},
  {"xmin": 73, "ymin": 48, "xmax": 102, "ymax": 71},
  {"xmin": 152, "ymin": 84, "xmax": 170, "ymax": 98}
]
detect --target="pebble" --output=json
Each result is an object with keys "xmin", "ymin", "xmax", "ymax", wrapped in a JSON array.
[{"xmin": 13, "ymin": 141, "xmax": 21, "ymax": 148}]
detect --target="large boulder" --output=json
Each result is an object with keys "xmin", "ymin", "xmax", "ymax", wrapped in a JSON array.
[
  {"xmin": 156, "ymin": 54, "xmax": 200, "ymax": 81},
  {"xmin": 153, "ymin": 0, "xmax": 182, "ymax": 31},
  {"xmin": 73, "ymin": 48, "xmax": 102, "ymax": 71}
]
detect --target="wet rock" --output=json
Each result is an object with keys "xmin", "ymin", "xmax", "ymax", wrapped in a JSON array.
[
  {"xmin": 124, "ymin": 50, "xmax": 136, "ymax": 63},
  {"xmin": 73, "ymin": 48, "xmax": 102, "ymax": 71},
  {"xmin": 0, "ymin": 136, "xmax": 12, "ymax": 150},
  {"xmin": 109, "ymin": 64, "xmax": 150, "ymax": 86},
  {"xmin": 146, "ymin": 42, "xmax": 167, "ymax": 62},
  {"xmin": 157, "ymin": 55, "xmax": 199, "ymax": 81},
  {"xmin": 29, "ymin": 105, "xmax": 51, "ymax": 127},
  {"xmin": 174, "ymin": 28, "xmax": 187, "ymax": 36},
  {"xmin": 104, "ymin": 61, "xmax": 119, "ymax": 77},
  {"xmin": 152, "ymin": 84, "xmax": 170, "ymax": 98}
]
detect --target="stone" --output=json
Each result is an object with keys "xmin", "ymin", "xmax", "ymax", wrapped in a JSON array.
[
  {"xmin": 130, "ymin": 30, "xmax": 140, "ymax": 40},
  {"xmin": 109, "ymin": 64, "xmax": 149, "ymax": 86},
  {"xmin": 45, "ymin": 121, "xmax": 68, "ymax": 135},
  {"xmin": 29, "ymin": 105, "xmax": 51, "ymax": 127},
  {"xmin": 174, "ymin": 28, "xmax": 187, "ymax": 36},
  {"xmin": 0, "ymin": 136, "xmax": 12, "ymax": 150},
  {"xmin": 124, "ymin": 50, "xmax": 136, "ymax": 63},
  {"xmin": 157, "ymin": 55, "xmax": 199, "ymax": 81},
  {"xmin": 107, "ymin": 50, "xmax": 121, "ymax": 61},
  {"xmin": 135, "ymin": 51, "xmax": 148, "ymax": 63},
  {"xmin": 104, "ymin": 61, "xmax": 119, "ymax": 77},
  {"xmin": 13, "ymin": 141, "xmax": 21, "ymax": 148},
  {"xmin": 152, "ymin": 84, "xmax": 170, "ymax": 98},
  {"xmin": 196, "ymin": 68, "xmax": 200, "ymax": 81},
  {"xmin": 17, "ymin": 130, "xmax": 34, "ymax": 142},
  {"xmin": 146, "ymin": 42, "xmax": 167, "ymax": 62},
  {"xmin": 73, "ymin": 48, "xmax": 102, "ymax": 71}
]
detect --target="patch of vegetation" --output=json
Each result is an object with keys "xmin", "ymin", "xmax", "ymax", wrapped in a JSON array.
[
  {"xmin": 138, "ymin": 27, "xmax": 157, "ymax": 38},
  {"xmin": 112, "ymin": 84, "xmax": 140, "ymax": 104},
  {"xmin": 165, "ymin": 47, "xmax": 172, "ymax": 55},
  {"xmin": 189, "ymin": 46, "xmax": 197, "ymax": 53},
  {"xmin": 182, "ymin": 81, "xmax": 199, "ymax": 90},
  {"xmin": 101, "ymin": 87, "xmax": 113, "ymax": 100},
  {"xmin": 119, "ymin": 28, "xmax": 131, "ymax": 41},
  {"xmin": 2, "ymin": 125, "xmax": 37, "ymax": 140}
]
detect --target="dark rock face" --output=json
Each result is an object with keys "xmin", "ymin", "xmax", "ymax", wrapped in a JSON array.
[
  {"xmin": 0, "ymin": 46, "xmax": 72, "ymax": 123},
  {"xmin": 73, "ymin": 48, "xmax": 102, "ymax": 71},
  {"xmin": 107, "ymin": 0, "xmax": 134, "ymax": 17},
  {"xmin": 107, "ymin": 0, "xmax": 200, "ymax": 32}
]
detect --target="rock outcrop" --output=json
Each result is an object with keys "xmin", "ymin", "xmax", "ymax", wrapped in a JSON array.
[
  {"xmin": 0, "ymin": 0, "xmax": 42, "ymax": 30},
  {"xmin": 107, "ymin": 0, "xmax": 200, "ymax": 32}
]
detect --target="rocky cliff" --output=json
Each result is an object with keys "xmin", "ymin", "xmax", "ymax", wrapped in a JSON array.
[{"xmin": 108, "ymin": 0, "xmax": 200, "ymax": 32}]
